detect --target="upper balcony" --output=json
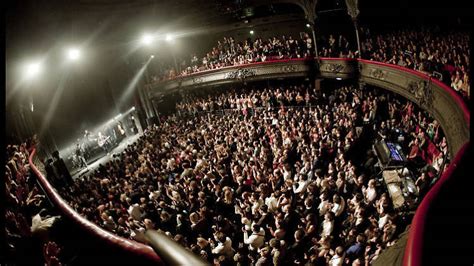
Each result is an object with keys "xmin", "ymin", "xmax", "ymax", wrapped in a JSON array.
[{"xmin": 146, "ymin": 57, "xmax": 469, "ymax": 157}]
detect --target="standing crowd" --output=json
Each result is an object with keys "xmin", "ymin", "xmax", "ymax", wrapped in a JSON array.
[
  {"xmin": 157, "ymin": 33, "xmax": 315, "ymax": 80},
  {"xmin": 55, "ymin": 82, "xmax": 449, "ymax": 265},
  {"xmin": 5, "ymin": 137, "xmax": 65, "ymax": 266}
]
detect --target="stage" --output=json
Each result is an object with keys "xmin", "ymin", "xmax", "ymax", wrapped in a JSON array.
[{"xmin": 71, "ymin": 133, "xmax": 141, "ymax": 180}]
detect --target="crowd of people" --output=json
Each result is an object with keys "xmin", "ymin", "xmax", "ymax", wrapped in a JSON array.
[
  {"xmin": 55, "ymin": 82, "xmax": 449, "ymax": 265},
  {"xmin": 358, "ymin": 28, "xmax": 469, "ymax": 99},
  {"xmin": 150, "ymin": 27, "xmax": 469, "ymax": 100},
  {"xmin": 154, "ymin": 33, "xmax": 315, "ymax": 80},
  {"xmin": 5, "ymin": 137, "xmax": 65, "ymax": 265}
]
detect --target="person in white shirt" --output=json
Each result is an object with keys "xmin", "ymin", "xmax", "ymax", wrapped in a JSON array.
[
  {"xmin": 128, "ymin": 203, "xmax": 142, "ymax": 221},
  {"xmin": 211, "ymin": 232, "xmax": 235, "ymax": 259},
  {"xmin": 282, "ymin": 165, "xmax": 292, "ymax": 180},
  {"xmin": 378, "ymin": 211, "xmax": 389, "ymax": 230},
  {"xmin": 364, "ymin": 179, "xmax": 377, "ymax": 203},
  {"xmin": 432, "ymin": 153, "xmax": 444, "ymax": 173},
  {"xmin": 321, "ymin": 212, "xmax": 335, "ymax": 237},
  {"xmin": 329, "ymin": 246, "xmax": 345, "ymax": 266},
  {"xmin": 243, "ymin": 224, "xmax": 265, "ymax": 250},
  {"xmin": 331, "ymin": 194, "xmax": 345, "ymax": 217},
  {"xmin": 293, "ymin": 174, "xmax": 309, "ymax": 194},
  {"xmin": 318, "ymin": 192, "xmax": 330, "ymax": 216},
  {"xmin": 265, "ymin": 192, "xmax": 279, "ymax": 213}
]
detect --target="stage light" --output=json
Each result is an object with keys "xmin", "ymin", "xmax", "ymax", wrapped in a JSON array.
[
  {"xmin": 131, "ymin": 106, "xmax": 136, "ymax": 111},
  {"xmin": 336, "ymin": 77, "xmax": 342, "ymax": 80},
  {"xmin": 165, "ymin": 34, "xmax": 174, "ymax": 42},
  {"xmin": 24, "ymin": 61, "xmax": 43, "ymax": 79},
  {"xmin": 306, "ymin": 23, "xmax": 311, "ymax": 28},
  {"xmin": 141, "ymin": 34, "xmax": 154, "ymax": 45},
  {"xmin": 150, "ymin": 55, "xmax": 155, "ymax": 59},
  {"xmin": 250, "ymin": 30, "xmax": 254, "ymax": 35},
  {"xmin": 67, "ymin": 48, "xmax": 81, "ymax": 60}
]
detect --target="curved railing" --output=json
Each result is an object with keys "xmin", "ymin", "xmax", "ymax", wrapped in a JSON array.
[
  {"xmin": 162, "ymin": 57, "xmax": 312, "ymax": 80},
  {"xmin": 402, "ymin": 142, "xmax": 469, "ymax": 266},
  {"xmin": 28, "ymin": 148, "xmax": 163, "ymax": 264},
  {"xmin": 356, "ymin": 58, "xmax": 469, "ymax": 124},
  {"xmin": 148, "ymin": 58, "xmax": 314, "ymax": 95}
]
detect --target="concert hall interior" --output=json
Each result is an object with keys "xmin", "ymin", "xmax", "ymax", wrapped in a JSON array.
[{"xmin": 4, "ymin": 0, "xmax": 472, "ymax": 265}]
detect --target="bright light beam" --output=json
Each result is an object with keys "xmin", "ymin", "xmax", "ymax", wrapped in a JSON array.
[
  {"xmin": 38, "ymin": 71, "xmax": 71, "ymax": 139},
  {"xmin": 67, "ymin": 48, "xmax": 81, "ymax": 61},
  {"xmin": 24, "ymin": 61, "xmax": 43, "ymax": 80},
  {"xmin": 165, "ymin": 34, "xmax": 174, "ymax": 42},
  {"xmin": 118, "ymin": 57, "xmax": 152, "ymax": 106},
  {"xmin": 141, "ymin": 34, "xmax": 154, "ymax": 45}
]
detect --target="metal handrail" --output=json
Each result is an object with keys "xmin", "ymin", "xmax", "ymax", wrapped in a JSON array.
[{"xmin": 145, "ymin": 230, "xmax": 209, "ymax": 266}]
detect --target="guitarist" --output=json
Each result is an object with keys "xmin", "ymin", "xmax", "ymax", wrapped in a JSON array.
[{"xmin": 97, "ymin": 131, "xmax": 112, "ymax": 155}]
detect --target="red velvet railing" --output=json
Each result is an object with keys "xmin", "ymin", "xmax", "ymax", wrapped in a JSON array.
[
  {"xmin": 402, "ymin": 142, "xmax": 469, "ymax": 266},
  {"xmin": 28, "ymin": 148, "xmax": 163, "ymax": 264}
]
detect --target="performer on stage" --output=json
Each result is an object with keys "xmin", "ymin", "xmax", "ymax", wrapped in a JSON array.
[
  {"xmin": 84, "ymin": 130, "xmax": 94, "ymax": 141},
  {"xmin": 97, "ymin": 131, "xmax": 112, "ymax": 155},
  {"xmin": 115, "ymin": 121, "xmax": 127, "ymax": 142},
  {"xmin": 74, "ymin": 142, "xmax": 88, "ymax": 169},
  {"xmin": 82, "ymin": 130, "xmax": 95, "ymax": 160}
]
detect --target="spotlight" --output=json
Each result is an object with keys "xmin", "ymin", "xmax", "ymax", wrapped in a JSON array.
[
  {"xmin": 24, "ymin": 61, "xmax": 42, "ymax": 79},
  {"xmin": 141, "ymin": 34, "xmax": 154, "ymax": 45},
  {"xmin": 165, "ymin": 34, "xmax": 174, "ymax": 42},
  {"xmin": 336, "ymin": 77, "xmax": 342, "ymax": 80},
  {"xmin": 249, "ymin": 30, "xmax": 254, "ymax": 35},
  {"xmin": 67, "ymin": 48, "xmax": 81, "ymax": 60},
  {"xmin": 306, "ymin": 23, "xmax": 311, "ymax": 28},
  {"xmin": 131, "ymin": 106, "xmax": 136, "ymax": 111},
  {"xmin": 150, "ymin": 55, "xmax": 155, "ymax": 59}
]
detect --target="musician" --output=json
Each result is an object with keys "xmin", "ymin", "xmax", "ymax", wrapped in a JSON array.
[
  {"xmin": 84, "ymin": 130, "xmax": 94, "ymax": 141},
  {"xmin": 75, "ymin": 142, "xmax": 88, "ymax": 169},
  {"xmin": 82, "ymin": 130, "xmax": 95, "ymax": 159},
  {"xmin": 97, "ymin": 131, "xmax": 112, "ymax": 155},
  {"xmin": 115, "ymin": 121, "xmax": 126, "ymax": 142},
  {"xmin": 129, "ymin": 115, "xmax": 138, "ymax": 134}
]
